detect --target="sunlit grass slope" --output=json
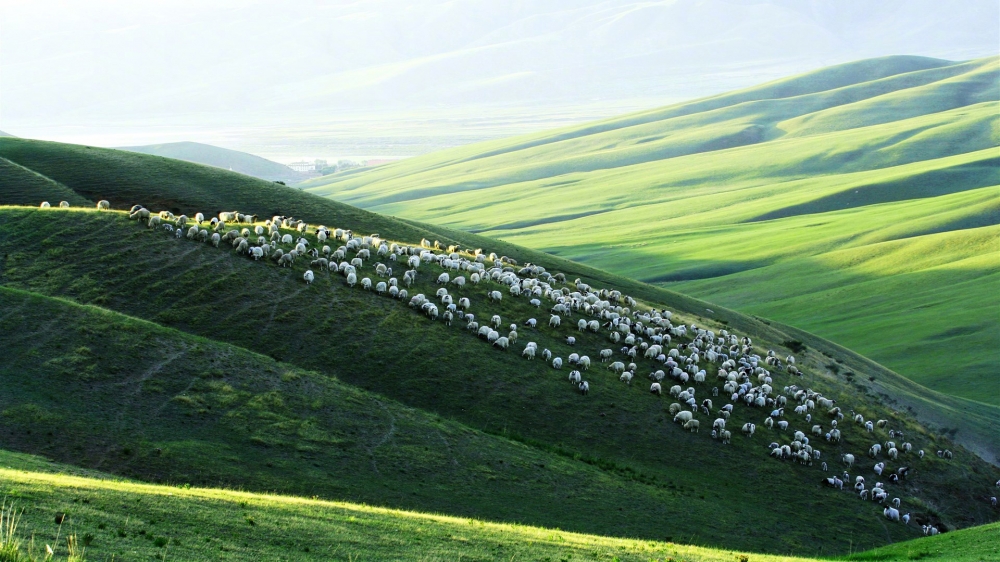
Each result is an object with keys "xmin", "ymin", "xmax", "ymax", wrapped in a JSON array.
[
  {"xmin": 0, "ymin": 450, "xmax": 819, "ymax": 561},
  {"xmin": 1, "ymin": 451, "xmax": 996, "ymax": 561},
  {"xmin": 298, "ymin": 56, "xmax": 1000, "ymax": 406}
]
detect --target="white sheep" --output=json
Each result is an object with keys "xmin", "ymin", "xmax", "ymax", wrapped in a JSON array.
[
  {"xmin": 549, "ymin": 315, "xmax": 561, "ymax": 328},
  {"xmin": 303, "ymin": 270, "xmax": 315, "ymax": 285},
  {"xmin": 578, "ymin": 381, "xmax": 589, "ymax": 395},
  {"xmin": 552, "ymin": 357, "xmax": 563, "ymax": 369},
  {"xmin": 96, "ymin": 200, "xmax": 111, "ymax": 210},
  {"xmin": 650, "ymin": 382, "xmax": 662, "ymax": 395}
]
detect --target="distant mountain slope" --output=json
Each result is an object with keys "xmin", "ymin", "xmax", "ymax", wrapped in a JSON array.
[
  {"xmin": 0, "ymin": 130, "xmax": 15, "ymax": 137},
  {"xmin": 118, "ymin": 141, "xmax": 306, "ymax": 183},
  {"xmin": 301, "ymin": 55, "xmax": 1000, "ymax": 406}
]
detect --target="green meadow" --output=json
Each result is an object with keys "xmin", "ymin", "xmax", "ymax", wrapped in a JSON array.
[
  {"xmin": 300, "ymin": 55, "xmax": 1000, "ymax": 407},
  {"xmin": 0, "ymin": 138, "xmax": 997, "ymax": 558}
]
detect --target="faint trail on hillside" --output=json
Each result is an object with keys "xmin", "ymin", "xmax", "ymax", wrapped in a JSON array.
[
  {"xmin": 255, "ymin": 285, "xmax": 310, "ymax": 337},
  {"xmin": 436, "ymin": 429, "xmax": 460, "ymax": 468},
  {"xmin": 366, "ymin": 400, "xmax": 396, "ymax": 474}
]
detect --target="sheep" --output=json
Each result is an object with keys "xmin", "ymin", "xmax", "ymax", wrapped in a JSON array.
[
  {"xmin": 841, "ymin": 454, "xmax": 855, "ymax": 468},
  {"xmin": 620, "ymin": 372, "xmax": 633, "ymax": 384},
  {"xmin": 568, "ymin": 370, "xmax": 582, "ymax": 384},
  {"xmin": 579, "ymin": 356, "xmax": 591, "ymax": 370},
  {"xmin": 683, "ymin": 419, "xmax": 700, "ymax": 433},
  {"xmin": 600, "ymin": 349, "xmax": 613, "ymax": 362},
  {"xmin": 742, "ymin": 423, "xmax": 755, "ymax": 437},
  {"xmin": 721, "ymin": 430, "xmax": 732, "ymax": 444},
  {"xmin": 673, "ymin": 411, "xmax": 693, "ymax": 424},
  {"xmin": 346, "ymin": 272, "xmax": 357, "ymax": 287},
  {"xmin": 303, "ymin": 270, "xmax": 315, "ymax": 285},
  {"xmin": 96, "ymin": 200, "xmax": 111, "ymax": 210},
  {"xmin": 494, "ymin": 337, "xmax": 509, "ymax": 350},
  {"xmin": 883, "ymin": 507, "xmax": 900, "ymax": 522},
  {"xmin": 650, "ymin": 382, "xmax": 662, "ymax": 395},
  {"xmin": 549, "ymin": 315, "xmax": 561, "ymax": 328},
  {"xmin": 578, "ymin": 381, "xmax": 590, "ymax": 395},
  {"xmin": 552, "ymin": 357, "xmax": 563, "ymax": 369},
  {"xmin": 361, "ymin": 277, "xmax": 372, "ymax": 290}
]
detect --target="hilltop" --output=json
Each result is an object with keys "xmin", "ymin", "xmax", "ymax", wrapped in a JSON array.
[
  {"xmin": 118, "ymin": 141, "xmax": 306, "ymax": 183},
  {"xmin": 299, "ymin": 55, "xmax": 1000, "ymax": 409}
]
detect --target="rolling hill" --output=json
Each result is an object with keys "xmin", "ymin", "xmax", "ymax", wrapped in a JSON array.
[
  {"xmin": 118, "ymin": 141, "xmax": 306, "ymax": 183},
  {"xmin": 1, "ymin": 449, "xmax": 996, "ymax": 562},
  {"xmin": 298, "ymin": 55, "xmax": 1000, "ymax": 409},
  {"xmin": 0, "ymin": 138, "xmax": 998, "ymax": 557}
]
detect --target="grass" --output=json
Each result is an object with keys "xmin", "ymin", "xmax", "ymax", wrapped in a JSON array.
[
  {"xmin": 296, "ymin": 55, "xmax": 1000, "ymax": 407},
  {"xmin": 1, "ymin": 450, "xmax": 997, "ymax": 562},
  {"xmin": 0, "ymin": 139, "xmax": 997, "ymax": 554},
  {"xmin": 0, "ymin": 207, "xmax": 997, "ymax": 556}
]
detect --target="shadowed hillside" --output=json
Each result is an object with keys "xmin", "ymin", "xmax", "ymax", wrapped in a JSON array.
[{"xmin": 298, "ymin": 56, "xmax": 1000, "ymax": 407}]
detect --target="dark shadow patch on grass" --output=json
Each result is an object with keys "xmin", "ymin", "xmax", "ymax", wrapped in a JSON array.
[{"xmin": 744, "ymin": 156, "xmax": 1000, "ymax": 223}]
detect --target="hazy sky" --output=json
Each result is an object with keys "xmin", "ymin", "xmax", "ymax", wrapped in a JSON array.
[{"xmin": 1, "ymin": 0, "xmax": 997, "ymax": 160}]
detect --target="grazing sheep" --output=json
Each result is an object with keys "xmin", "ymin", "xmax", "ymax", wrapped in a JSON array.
[
  {"xmin": 674, "ymin": 411, "xmax": 694, "ymax": 424},
  {"xmin": 683, "ymin": 419, "xmax": 700, "ymax": 433},
  {"xmin": 883, "ymin": 507, "xmax": 900, "ymax": 522},
  {"xmin": 303, "ymin": 270, "xmax": 315, "ymax": 285},
  {"xmin": 841, "ymin": 454, "xmax": 855, "ymax": 468},
  {"xmin": 620, "ymin": 372, "xmax": 633, "ymax": 384},
  {"xmin": 578, "ymin": 381, "xmax": 589, "ymax": 395},
  {"xmin": 742, "ymin": 423, "xmax": 755, "ymax": 437},
  {"xmin": 552, "ymin": 357, "xmax": 563, "ymax": 369},
  {"xmin": 96, "ymin": 200, "xmax": 111, "ymax": 210},
  {"xmin": 549, "ymin": 315, "xmax": 561, "ymax": 328},
  {"xmin": 649, "ymin": 382, "xmax": 662, "ymax": 395}
]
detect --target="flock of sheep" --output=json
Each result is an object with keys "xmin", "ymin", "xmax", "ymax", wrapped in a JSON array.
[{"xmin": 37, "ymin": 199, "xmax": 999, "ymax": 533}]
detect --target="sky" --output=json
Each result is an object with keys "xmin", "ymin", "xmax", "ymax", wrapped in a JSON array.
[{"xmin": 1, "ymin": 0, "xmax": 997, "ymax": 161}]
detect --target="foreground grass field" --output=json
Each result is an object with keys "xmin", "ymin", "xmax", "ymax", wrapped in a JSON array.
[
  {"xmin": 1, "ymin": 450, "xmax": 996, "ymax": 562},
  {"xmin": 298, "ymin": 55, "xmax": 1000, "ymax": 407}
]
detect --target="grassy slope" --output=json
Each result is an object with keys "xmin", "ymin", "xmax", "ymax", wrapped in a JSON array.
[
  {"xmin": 0, "ymin": 285, "xmax": 741, "ymax": 545},
  {"xmin": 0, "ymin": 141, "xmax": 997, "ymax": 553},
  {"xmin": 118, "ymin": 141, "xmax": 306, "ymax": 183},
  {"xmin": 0, "ymin": 138, "xmax": 995, "ymax": 469},
  {"xmin": 4, "ymin": 451, "xmax": 996, "ymax": 562},
  {"xmin": 1, "ymin": 207, "xmax": 997, "ymax": 555},
  {"xmin": 296, "ymin": 56, "xmax": 1000, "ymax": 406}
]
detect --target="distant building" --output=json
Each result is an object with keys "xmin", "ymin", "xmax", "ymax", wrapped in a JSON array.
[
  {"xmin": 314, "ymin": 159, "xmax": 328, "ymax": 169},
  {"xmin": 288, "ymin": 161, "xmax": 314, "ymax": 172}
]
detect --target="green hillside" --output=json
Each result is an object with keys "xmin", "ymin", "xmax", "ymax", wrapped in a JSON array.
[
  {"xmin": 119, "ymin": 141, "xmax": 306, "ymax": 183},
  {"xmin": 2, "ymin": 449, "xmax": 996, "ymax": 562},
  {"xmin": 298, "ymin": 55, "xmax": 1000, "ymax": 407},
  {"xmin": 0, "ymin": 139, "xmax": 997, "ymax": 556}
]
